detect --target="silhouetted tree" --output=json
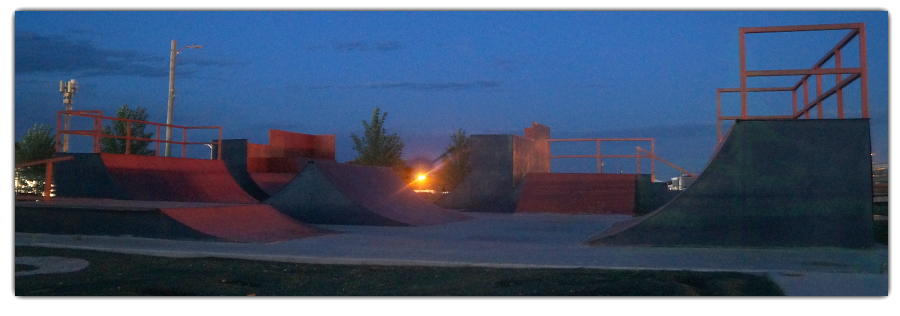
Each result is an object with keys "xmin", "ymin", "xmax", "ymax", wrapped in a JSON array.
[
  {"xmin": 101, "ymin": 104, "xmax": 155, "ymax": 155},
  {"xmin": 350, "ymin": 107, "xmax": 407, "ymax": 174},
  {"xmin": 15, "ymin": 124, "xmax": 56, "ymax": 194}
]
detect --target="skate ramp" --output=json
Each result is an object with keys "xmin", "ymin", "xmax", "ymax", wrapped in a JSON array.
[
  {"xmin": 515, "ymin": 173, "xmax": 638, "ymax": 214},
  {"xmin": 15, "ymin": 198, "xmax": 330, "ymax": 242},
  {"xmin": 160, "ymin": 204, "xmax": 330, "ymax": 242},
  {"xmin": 249, "ymin": 173, "xmax": 298, "ymax": 195},
  {"xmin": 265, "ymin": 161, "xmax": 470, "ymax": 226},
  {"xmin": 55, "ymin": 153, "xmax": 258, "ymax": 204},
  {"xmin": 586, "ymin": 119, "xmax": 874, "ymax": 248}
]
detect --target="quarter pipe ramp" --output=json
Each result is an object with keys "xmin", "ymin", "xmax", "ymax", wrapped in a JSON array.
[
  {"xmin": 586, "ymin": 119, "xmax": 874, "ymax": 248},
  {"xmin": 55, "ymin": 153, "xmax": 259, "ymax": 204}
]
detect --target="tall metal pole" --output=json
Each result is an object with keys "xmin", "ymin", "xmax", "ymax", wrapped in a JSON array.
[{"xmin": 165, "ymin": 40, "xmax": 177, "ymax": 157}]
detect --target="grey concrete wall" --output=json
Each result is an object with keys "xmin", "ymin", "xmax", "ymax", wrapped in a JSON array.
[{"xmin": 437, "ymin": 123, "xmax": 550, "ymax": 212}]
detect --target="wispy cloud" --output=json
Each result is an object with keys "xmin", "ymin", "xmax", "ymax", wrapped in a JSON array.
[
  {"xmin": 316, "ymin": 40, "xmax": 404, "ymax": 52},
  {"xmin": 555, "ymin": 123, "xmax": 718, "ymax": 140},
  {"xmin": 361, "ymin": 80, "xmax": 502, "ymax": 91},
  {"xmin": 492, "ymin": 58, "xmax": 525, "ymax": 72},
  {"xmin": 299, "ymin": 80, "xmax": 503, "ymax": 92},
  {"xmin": 15, "ymin": 31, "xmax": 238, "ymax": 78}
]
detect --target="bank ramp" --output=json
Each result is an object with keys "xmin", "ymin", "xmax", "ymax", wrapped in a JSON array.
[
  {"xmin": 265, "ymin": 161, "xmax": 470, "ymax": 226},
  {"xmin": 586, "ymin": 119, "xmax": 874, "ymax": 248},
  {"xmin": 15, "ymin": 198, "xmax": 330, "ymax": 242}
]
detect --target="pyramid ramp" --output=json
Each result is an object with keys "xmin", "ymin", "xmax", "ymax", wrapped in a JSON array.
[
  {"xmin": 265, "ymin": 161, "xmax": 470, "ymax": 226},
  {"xmin": 586, "ymin": 119, "xmax": 874, "ymax": 248}
]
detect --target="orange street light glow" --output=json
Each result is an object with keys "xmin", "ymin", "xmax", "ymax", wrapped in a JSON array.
[{"xmin": 417, "ymin": 174, "xmax": 426, "ymax": 181}]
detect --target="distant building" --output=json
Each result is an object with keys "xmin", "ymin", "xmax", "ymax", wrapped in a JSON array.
[
  {"xmin": 667, "ymin": 174, "xmax": 695, "ymax": 191},
  {"xmin": 873, "ymin": 163, "xmax": 887, "ymax": 202}
]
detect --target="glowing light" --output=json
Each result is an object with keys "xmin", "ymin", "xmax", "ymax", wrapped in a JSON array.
[{"xmin": 417, "ymin": 174, "xmax": 426, "ymax": 181}]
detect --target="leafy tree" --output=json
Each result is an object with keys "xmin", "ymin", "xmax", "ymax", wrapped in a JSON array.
[
  {"xmin": 434, "ymin": 128, "xmax": 470, "ymax": 192},
  {"xmin": 101, "ymin": 104, "xmax": 155, "ymax": 155},
  {"xmin": 350, "ymin": 107, "xmax": 407, "ymax": 173},
  {"xmin": 15, "ymin": 124, "xmax": 57, "ymax": 194}
]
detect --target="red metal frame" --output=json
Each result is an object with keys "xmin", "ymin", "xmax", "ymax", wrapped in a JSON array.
[
  {"xmin": 717, "ymin": 23, "xmax": 868, "ymax": 142},
  {"xmin": 548, "ymin": 138, "xmax": 689, "ymax": 182},
  {"xmin": 56, "ymin": 110, "xmax": 223, "ymax": 159}
]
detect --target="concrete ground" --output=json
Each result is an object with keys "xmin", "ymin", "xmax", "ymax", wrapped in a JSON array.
[{"xmin": 14, "ymin": 212, "xmax": 888, "ymax": 296}]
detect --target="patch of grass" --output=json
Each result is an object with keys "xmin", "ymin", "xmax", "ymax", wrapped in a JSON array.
[
  {"xmin": 873, "ymin": 202, "xmax": 888, "ymax": 216},
  {"xmin": 874, "ymin": 220, "xmax": 888, "ymax": 245},
  {"xmin": 15, "ymin": 246, "xmax": 783, "ymax": 296}
]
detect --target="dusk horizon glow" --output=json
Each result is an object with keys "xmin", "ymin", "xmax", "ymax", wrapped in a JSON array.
[{"xmin": 13, "ymin": 11, "xmax": 889, "ymax": 180}]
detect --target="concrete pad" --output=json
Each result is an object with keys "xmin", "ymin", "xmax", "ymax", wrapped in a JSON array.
[
  {"xmin": 15, "ymin": 212, "xmax": 888, "ymax": 295},
  {"xmin": 16, "ymin": 256, "xmax": 90, "ymax": 277},
  {"xmin": 767, "ymin": 271, "xmax": 888, "ymax": 296}
]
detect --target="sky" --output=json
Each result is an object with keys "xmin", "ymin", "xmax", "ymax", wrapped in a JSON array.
[{"xmin": 11, "ymin": 9, "xmax": 891, "ymax": 180}]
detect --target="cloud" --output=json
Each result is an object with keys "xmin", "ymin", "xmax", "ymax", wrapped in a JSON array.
[
  {"xmin": 361, "ymin": 80, "xmax": 502, "ymax": 91},
  {"xmin": 15, "ymin": 31, "xmax": 237, "ymax": 78},
  {"xmin": 577, "ymin": 83, "xmax": 607, "ymax": 90},
  {"xmin": 299, "ymin": 80, "xmax": 503, "ymax": 92},
  {"xmin": 331, "ymin": 41, "xmax": 403, "ymax": 51},
  {"xmin": 555, "ymin": 123, "xmax": 718, "ymax": 140},
  {"xmin": 492, "ymin": 58, "xmax": 525, "ymax": 72}
]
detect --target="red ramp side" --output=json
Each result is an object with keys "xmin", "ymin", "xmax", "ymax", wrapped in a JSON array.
[
  {"xmin": 515, "ymin": 173, "xmax": 637, "ymax": 214},
  {"xmin": 161, "ymin": 204, "xmax": 331, "ymax": 243},
  {"xmin": 101, "ymin": 154, "xmax": 258, "ymax": 204}
]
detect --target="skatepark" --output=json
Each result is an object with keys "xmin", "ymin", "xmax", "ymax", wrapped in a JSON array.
[{"xmin": 14, "ymin": 22, "xmax": 888, "ymax": 296}]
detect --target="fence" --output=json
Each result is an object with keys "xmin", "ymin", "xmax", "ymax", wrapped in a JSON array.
[
  {"xmin": 56, "ymin": 110, "xmax": 223, "ymax": 159},
  {"xmin": 548, "ymin": 138, "xmax": 693, "ymax": 182}
]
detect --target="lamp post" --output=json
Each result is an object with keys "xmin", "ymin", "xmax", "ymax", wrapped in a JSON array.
[{"xmin": 164, "ymin": 40, "xmax": 203, "ymax": 157}]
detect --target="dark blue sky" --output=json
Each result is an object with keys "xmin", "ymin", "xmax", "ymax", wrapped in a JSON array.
[{"xmin": 13, "ymin": 11, "xmax": 889, "ymax": 180}]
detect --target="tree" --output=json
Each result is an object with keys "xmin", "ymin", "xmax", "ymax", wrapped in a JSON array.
[
  {"xmin": 350, "ymin": 107, "xmax": 406, "ymax": 173},
  {"xmin": 101, "ymin": 104, "xmax": 155, "ymax": 155},
  {"xmin": 15, "ymin": 124, "xmax": 57, "ymax": 194},
  {"xmin": 434, "ymin": 128, "xmax": 470, "ymax": 192}
]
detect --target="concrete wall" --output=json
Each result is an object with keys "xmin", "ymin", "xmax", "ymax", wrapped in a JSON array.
[{"xmin": 437, "ymin": 122, "xmax": 550, "ymax": 212}]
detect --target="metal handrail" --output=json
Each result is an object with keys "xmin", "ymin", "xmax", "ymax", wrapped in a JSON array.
[
  {"xmin": 635, "ymin": 147, "xmax": 696, "ymax": 179},
  {"xmin": 549, "ymin": 138, "xmax": 659, "ymax": 180},
  {"xmin": 14, "ymin": 155, "xmax": 75, "ymax": 200},
  {"xmin": 56, "ymin": 110, "xmax": 223, "ymax": 159},
  {"xmin": 716, "ymin": 23, "xmax": 869, "ymax": 142}
]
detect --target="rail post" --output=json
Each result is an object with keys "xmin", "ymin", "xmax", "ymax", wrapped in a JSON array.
[
  {"xmin": 126, "ymin": 121, "xmax": 132, "ymax": 154},
  {"xmin": 43, "ymin": 162, "xmax": 53, "ymax": 199}
]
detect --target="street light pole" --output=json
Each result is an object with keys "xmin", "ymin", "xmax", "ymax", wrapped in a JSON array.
[
  {"xmin": 165, "ymin": 40, "xmax": 177, "ymax": 157},
  {"xmin": 164, "ymin": 40, "xmax": 202, "ymax": 157}
]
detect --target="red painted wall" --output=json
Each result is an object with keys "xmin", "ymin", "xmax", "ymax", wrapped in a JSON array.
[{"xmin": 247, "ymin": 130, "xmax": 335, "ymax": 173}]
